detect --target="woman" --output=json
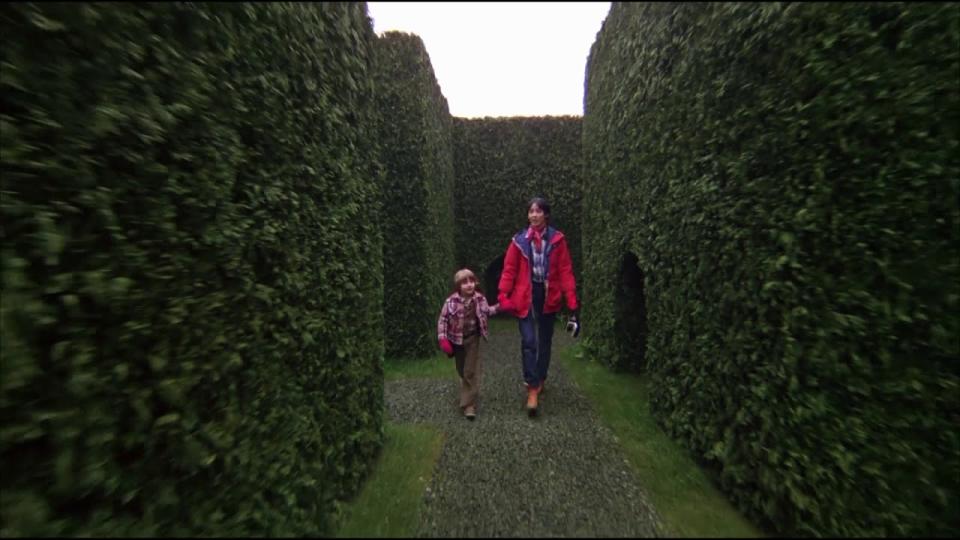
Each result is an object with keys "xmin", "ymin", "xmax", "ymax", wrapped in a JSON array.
[{"xmin": 497, "ymin": 196, "xmax": 579, "ymax": 416}]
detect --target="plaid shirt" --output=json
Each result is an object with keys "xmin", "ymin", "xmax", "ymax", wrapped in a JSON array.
[
  {"xmin": 437, "ymin": 292, "xmax": 498, "ymax": 345},
  {"xmin": 526, "ymin": 226, "xmax": 547, "ymax": 283}
]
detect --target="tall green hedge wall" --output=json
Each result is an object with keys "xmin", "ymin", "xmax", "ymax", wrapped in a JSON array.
[
  {"xmin": 374, "ymin": 32, "xmax": 456, "ymax": 360},
  {"xmin": 1, "ymin": 3, "xmax": 385, "ymax": 536},
  {"xmin": 583, "ymin": 2, "xmax": 959, "ymax": 536},
  {"xmin": 451, "ymin": 117, "xmax": 583, "ymax": 299}
]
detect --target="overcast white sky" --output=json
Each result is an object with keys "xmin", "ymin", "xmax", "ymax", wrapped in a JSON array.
[{"xmin": 366, "ymin": 2, "xmax": 611, "ymax": 118}]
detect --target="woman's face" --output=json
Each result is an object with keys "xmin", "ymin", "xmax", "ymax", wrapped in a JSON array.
[{"xmin": 528, "ymin": 203, "xmax": 546, "ymax": 228}]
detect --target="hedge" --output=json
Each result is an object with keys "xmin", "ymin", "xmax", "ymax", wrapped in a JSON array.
[
  {"xmin": 1, "ymin": 3, "xmax": 384, "ymax": 535},
  {"xmin": 374, "ymin": 31, "xmax": 457, "ymax": 360},
  {"xmin": 451, "ymin": 116, "xmax": 583, "ymax": 303},
  {"xmin": 583, "ymin": 2, "xmax": 959, "ymax": 536}
]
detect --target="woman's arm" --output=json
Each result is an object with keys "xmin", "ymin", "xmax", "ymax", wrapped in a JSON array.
[
  {"xmin": 498, "ymin": 241, "xmax": 519, "ymax": 305},
  {"xmin": 557, "ymin": 239, "xmax": 578, "ymax": 311}
]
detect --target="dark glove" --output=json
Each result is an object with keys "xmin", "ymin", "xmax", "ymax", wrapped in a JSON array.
[
  {"xmin": 566, "ymin": 309, "xmax": 581, "ymax": 338},
  {"xmin": 439, "ymin": 338, "xmax": 454, "ymax": 357}
]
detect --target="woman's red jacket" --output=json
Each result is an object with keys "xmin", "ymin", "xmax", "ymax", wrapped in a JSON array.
[{"xmin": 497, "ymin": 226, "xmax": 578, "ymax": 319}]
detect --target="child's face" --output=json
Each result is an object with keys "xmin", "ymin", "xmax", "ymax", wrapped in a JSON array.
[
  {"xmin": 528, "ymin": 203, "xmax": 546, "ymax": 228},
  {"xmin": 459, "ymin": 277, "xmax": 476, "ymax": 296}
]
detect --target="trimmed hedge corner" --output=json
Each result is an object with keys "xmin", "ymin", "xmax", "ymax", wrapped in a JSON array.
[{"xmin": 373, "ymin": 31, "xmax": 457, "ymax": 361}]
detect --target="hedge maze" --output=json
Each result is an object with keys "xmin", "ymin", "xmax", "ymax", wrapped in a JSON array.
[{"xmin": 1, "ymin": 1, "xmax": 956, "ymax": 537}]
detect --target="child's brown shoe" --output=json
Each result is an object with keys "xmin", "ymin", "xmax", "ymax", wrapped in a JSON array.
[{"xmin": 464, "ymin": 405, "xmax": 476, "ymax": 420}]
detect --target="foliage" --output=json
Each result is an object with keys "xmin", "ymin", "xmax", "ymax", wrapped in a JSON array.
[
  {"xmin": 373, "ymin": 32, "xmax": 457, "ymax": 361},
  {"xmin": 0, "ymin": 3, "xmax": 385, "ymax": 536},
  {"xmin": 583, "ymin": 1, "xmax": 959, "ymax": 536},
  {"xmin": 451, "ymin": 117, "xmax": 583, "ymax": 300}
]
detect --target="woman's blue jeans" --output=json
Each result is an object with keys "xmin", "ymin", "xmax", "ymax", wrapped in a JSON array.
[{"xmin": 519, "ymin": 281, "xmax": 555, "ymax": 388}]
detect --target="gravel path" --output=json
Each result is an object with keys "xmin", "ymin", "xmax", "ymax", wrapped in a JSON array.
[{"xmin": 385, "ymin": 324, "xmax": 664, "ymax": 537}]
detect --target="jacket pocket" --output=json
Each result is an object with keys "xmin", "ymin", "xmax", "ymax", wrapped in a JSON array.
[{"xmin": 546, "ymin": 280, "xmax": 563, "ymax": 310}]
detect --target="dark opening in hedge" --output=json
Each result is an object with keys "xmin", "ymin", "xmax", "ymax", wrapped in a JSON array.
[
  {"xmin": 614, "ymin": 252, "xmax": 647, "ymax": 371},
  {"xmin": 482, "ymin": 254, "xmax": 504, "ymax": 307}
]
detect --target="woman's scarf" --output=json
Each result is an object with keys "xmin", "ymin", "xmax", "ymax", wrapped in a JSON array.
[{"xmin": 528, "ymin": 224, "xmax": 546, "ymax": 252}]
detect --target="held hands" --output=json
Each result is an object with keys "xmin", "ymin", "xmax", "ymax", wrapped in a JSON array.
[
  {"xmin": 565, "ymin": 308, "xmax": 581, "ymax": 338},
  {"xmin": 439, "ymin": 338, "xmax": 454, "ymax": 357}
]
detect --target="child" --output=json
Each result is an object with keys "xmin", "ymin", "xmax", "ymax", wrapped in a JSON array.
[{"xmin": 437, "ymin": 268, "xmax": 499, "ymax": 420}]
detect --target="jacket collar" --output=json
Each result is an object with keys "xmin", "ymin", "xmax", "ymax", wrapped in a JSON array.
[
  {"xmin": 515, "ymin": 226, "xmax": 562, "ymax": 246},
  {"xmin": 456, "ymin": 292, "xmax": 477, "ymax": 303},
  {"xmin": 526, "ymin": 224, "xmax": 547, "ymax": 239}
]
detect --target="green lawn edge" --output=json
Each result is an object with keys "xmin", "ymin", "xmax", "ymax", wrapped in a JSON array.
[
  {"xmin": 558, "ymin": 343, "xmax": 766, "ymax": 538},
  {"xmin": 334, "ymin": 421, "xmax": 444, "ymax": 538},
  {"xmin": 335, "ymin": 349, "xmax": 453, "ymax": 538}
]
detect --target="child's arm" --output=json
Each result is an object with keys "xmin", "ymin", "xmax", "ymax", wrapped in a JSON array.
[
  {"xmin": 480, "ymin": 296, "xmax": 499, "ymax": 316},
  {"xmin": 437, "ymin": 299, "xmax": 454, "ymax": 357},
  {"xmin": 437, "ymin": 299, "xmax": 450, "ymax": 341}
]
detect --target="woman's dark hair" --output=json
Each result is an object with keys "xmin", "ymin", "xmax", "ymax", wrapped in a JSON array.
[{"xmin": 527, "ymin": 196, "xmax": 551, "ymax": 219}]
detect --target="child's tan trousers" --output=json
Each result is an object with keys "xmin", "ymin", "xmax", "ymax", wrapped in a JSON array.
[{"xmin": 454, "ymin": 333, "xmax": 482, "ymax": 409}]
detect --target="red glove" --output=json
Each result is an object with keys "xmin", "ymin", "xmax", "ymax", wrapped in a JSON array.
[
  {"xmin": 498, "ymin": 297, "xmax": 514, "ymax": 315},
  {"xmin": 439, "ymin": 338, "xmax": 454, "ymax": 357}
]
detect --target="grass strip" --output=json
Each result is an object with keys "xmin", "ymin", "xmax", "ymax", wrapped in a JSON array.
[
  {"xmin": 335, "ymin": 422, "xmax": 444, "ymax": 538},
  {"xmin": 558, "ymin": 344, "xmax": 765, "ymax": 538},
  {"xmin": 384, "ymin": 352, "xmax": 458, "ymax": 381}
]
